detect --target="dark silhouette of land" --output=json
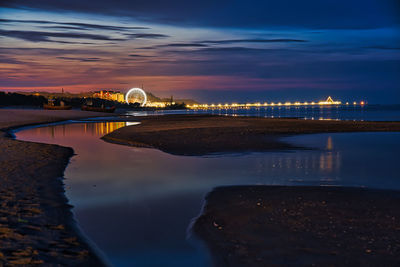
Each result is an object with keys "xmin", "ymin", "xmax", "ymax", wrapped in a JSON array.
[
  {"xmin": 0, "ymin": 92, "xmax": 187, "ymax": 110},
  {"xmin": 0, "ymin": 92, "xmax": 47, "ymax": 107}
]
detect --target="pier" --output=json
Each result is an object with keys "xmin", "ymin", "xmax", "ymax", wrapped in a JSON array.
[{"xmin": 187, "ymin": 96, "xmax": 365, "ymax": 109}]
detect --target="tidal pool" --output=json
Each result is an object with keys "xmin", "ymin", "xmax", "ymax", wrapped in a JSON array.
[{"xmin": 15, "ymin": 121, "xmax": 400, "ymax": 266}]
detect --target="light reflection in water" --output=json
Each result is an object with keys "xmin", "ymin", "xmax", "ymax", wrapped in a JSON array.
[
  {"xmin": 15, "ymin": 122, "xmax": 400, "ymax": 267},
  {"xmin": 126, "ymin": 105, "xmax": 400, "ymax": 121},
  {"xmin": 34, "ymin": 121, "xmax": 129, "ymax": 137}
]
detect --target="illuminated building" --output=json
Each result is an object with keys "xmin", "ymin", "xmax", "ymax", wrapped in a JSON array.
[
  {"xmin": 93, "ymin": 90, "xmax": 125, "ymax": 102},
  {"xmin": 94, "ymin": 89, "xmax": 180, "ymax": 107}
]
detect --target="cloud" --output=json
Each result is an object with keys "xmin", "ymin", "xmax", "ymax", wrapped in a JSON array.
[
  {"xmin": 363, "ymin": 46, "xmax": 400, "ymax": 50},
  {"xmin": 156, "ymin": 43, "xmax": 209, "ymax": 48},
  {"xmin": 0, "ymin": 18, "xmax": 149, "ymax": 31},
  {"xmin": 129, "ymin": 54, "xmax": 153, "ymax": 57},
  {"xmin": 56, "ymin": 56, "xmax": 102, "ymax": 62},
  {"xmin": 0, "ymin": 47, "xmax": 111, "ymax": 56},
  {"xmin": 202, "ymin": 39, "xmax": 307, "ymax": 44},
  {"xmin": 0, "ymin": 56, "xmax": 25, "ymax": 64},
  {"xmin": 136, "ymin": 39, "xmax": 305, "ymax": 51},
  {"xmin": 166, "ymin": 46, "xmax": 271, "ymax": 54},
  {"xmin": 0, "ymin": 29, "xmax": 126, "ymax": 42},
  {"xmin": 40, "ymin": 25, "xmax": 87, "ymax": 30},
  {"xmin": 0, "ymin": 19, "xmax": 168, "ymax": 43},
  {"xmin": 125, "ymin": 33, "xmax": 169, "ymax": 39}
]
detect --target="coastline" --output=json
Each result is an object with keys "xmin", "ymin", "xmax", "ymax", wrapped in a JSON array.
[
  {"xmin": 192, "ymin": 186, "xmax": 400, "ymax": 266},
  {"xmin": 2, "ymin": 110, "xmax": 400, "ymax": 265},
  {"xmin": 102, "ymin": 114, "xmax": 400, "ymax": 155},
  {"xmin": 0, "ymin": 109, "xmax": 117, "ymax": 266}
]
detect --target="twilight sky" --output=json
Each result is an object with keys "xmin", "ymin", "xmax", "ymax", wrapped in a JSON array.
[{"xmin": 0, "ymin": 0, "xmax": 399, "ymax": 103}]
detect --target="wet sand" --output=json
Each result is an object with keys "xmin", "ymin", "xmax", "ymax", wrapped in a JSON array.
[
  {"xmin": 193, "ymin": 186, "xmax": 400, "ymax": 266},
  {"xmin": 103, "ymin": 114, "xmax": 400, "ymax": 155},
  {"xmin": 0, "ymin": 109, "xmax": 116, "ymax": 266}
]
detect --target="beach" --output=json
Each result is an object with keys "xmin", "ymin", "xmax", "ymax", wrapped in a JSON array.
[
  {"xmin": 2, "ymin": 110, "xmax": 400, "ymax": 266},
  {"xmin": 0, "ymin": 109, "xmax": 116, "ymax": 266},
  {"xmin": 193, "ymin": 186, "xmax": 400, "ymax": 266}
]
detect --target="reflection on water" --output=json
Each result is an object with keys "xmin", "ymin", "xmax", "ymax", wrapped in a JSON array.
[
  {"xmin": 33, "ymin": 121, "xmax": 129, "ymax": 137},
  {"xmin": 126, "ymin": 105, "xmax": 400, "ymax": 121},
  {"xmin": 326, "ymin": 136, "xmax": 333, "ymax": 150},
  {"xmin": 15, "ymin": 122, "xmax": 400, "ymax": 267}
]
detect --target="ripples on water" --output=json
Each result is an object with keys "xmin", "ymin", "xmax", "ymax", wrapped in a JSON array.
[{"xmin": 15, "ymin": 121, "xmax": 400, "ymax": 267}]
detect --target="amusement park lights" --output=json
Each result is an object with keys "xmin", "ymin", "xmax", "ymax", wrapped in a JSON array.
[{"xmin": 125, "ymin": 88, "xmax": 147, "ymax": 106}]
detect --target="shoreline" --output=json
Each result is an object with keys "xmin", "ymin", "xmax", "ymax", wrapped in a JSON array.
[
  {"xmin": 0, "ymin": 110, "xmax": 118, "ymax": 266},
  {"xmin": 2, "ymin": 110, "xmax": 400, "ymax": 265},
  {"xmin": 102, "ymin": 114, "xmax": 400, "ymax": 156}
]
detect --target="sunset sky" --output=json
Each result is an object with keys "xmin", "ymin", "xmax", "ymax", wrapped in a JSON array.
[{"xmin": 0, "ymin": 0, "xmax": 399, "ymax": 103}]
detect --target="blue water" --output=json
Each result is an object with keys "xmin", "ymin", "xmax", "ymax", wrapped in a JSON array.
[
  {"xmin": 15, "ymin": 121, "xmax": 400, "ymax": 267},
  {"xmin": 126, "ymin": 104, "xmax": 400, "ymax": 121}
]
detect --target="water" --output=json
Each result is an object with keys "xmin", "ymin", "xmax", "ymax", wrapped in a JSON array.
[
  {"xmin": 15, "ymin": 121, "xmax": 400, "ymax": 266},
  {"xmin": 126, "ymin": 105, "xmax": 400, "ymax": 121}
]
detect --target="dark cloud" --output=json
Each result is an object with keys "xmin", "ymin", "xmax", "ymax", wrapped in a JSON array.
[
  {"xmin": 156, "ymin": 43, "xmax": 209, "ymax": 48},
  {"xmin": 0, "ymin": 56, "xmax": 24, "ymax": 64},
  {"xmin": 167, "ymin": 46, "xmax": 270, "ymax": 54},
  {"xmin": 0, "ymin": 29, "xmax": 125, "ymax": 42},
  {"xmin": 129, "ymin": 54, "xmax": 153, "ymax": 57},
  {"xmin": 59, "ymin": 22, "xmax": 148, "ymax": 31},
  {"xmin": 125, "ymin": 33, "xmax": 169, "ymax": 39},
  {"xmin": 0, "ymin": 18, "xmax": 149, "ymax": 31},
  {"xmin": 41, "ymin": 25, "xmax": 86, "ymax": 30},
  {"xmin": 364, "ymin": 46, "xmax": 400, "ymax": 50},
  {"xmin": 136, "ymin": 40, "xmax": 307, "ymax": 52},
  {"xmin": 0, "ymin": 47, "xmax": 111, "ymax": 56},
  {"xmin": 136, "ymin": 47, "xmax": 157, "ymax": 50},
  {"xmin": 0, "ymin": 28, "xmax": 168, "ymax": 44},
  {"xmin": 1, "ymin": 0, "xmax": 399, "ymax": 29},
  {"xmin": 139, "ymin": 39, "xmax": 305, "ymax": 51},
  {"xmin": 202, "ymin": 39, "xmax": 307, "ymax": 44},
  {"xmin": 56, "ymin": 56, "xmax": 102, "ymax": 62}
]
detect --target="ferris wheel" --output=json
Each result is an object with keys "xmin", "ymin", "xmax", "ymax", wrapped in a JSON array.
[{"xmin": 125, "ymin": 88, "xmax": 147, "ymax": 106}]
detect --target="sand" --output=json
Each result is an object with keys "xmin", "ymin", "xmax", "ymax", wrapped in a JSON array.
[
  {"xmin": 103, "ymin": 114, "xmax": 400, "ymax": 155},
  {"xmin": 193, "ymin": 186, "xmax": 400, "ymax": 266},
  {"xmin": 0, "ymin": 109, "xmax": 116, "ymax": 266}
]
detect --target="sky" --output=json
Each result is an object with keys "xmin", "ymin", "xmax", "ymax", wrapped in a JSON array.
[{"xmin": 0, "ymin": 0, "xmax": 399, "ymax": 103}]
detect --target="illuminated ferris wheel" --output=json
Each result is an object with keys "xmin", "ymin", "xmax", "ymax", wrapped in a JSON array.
[{"xmin": 125, "ymin": 88, "xmax": 147, "ymax": 107}]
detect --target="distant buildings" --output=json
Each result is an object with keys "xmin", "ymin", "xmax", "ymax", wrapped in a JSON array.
[{"xmin": 93, "ymin": 90, "xmax": 125, "ymax": 102}]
